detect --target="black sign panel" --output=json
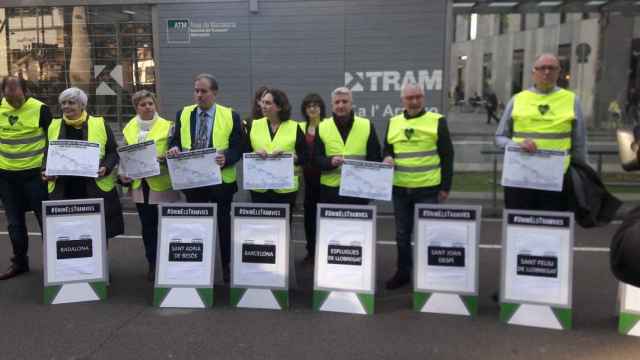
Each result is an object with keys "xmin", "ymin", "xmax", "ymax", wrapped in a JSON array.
[
  {"xmin": 168, "ymin": 242, "xmax": 203, "ymax": 261},
  {"xmin": 427, "ymin": 246, "xmax": 465, "ymax": 267},
  {"xmin": 46, "ymin": 204, "xmax": 101, "ymax": 216},
  {"xmin": 419, "ymin": 208, "xmax": 476, "ymax": 221},
  {"xmin": 242, "ymin": 244, "xmax": 276, "ymax": 264},
  {"xmin": 57, "ymin": 239, "xmax": 93, "ymax": 259},
  {"xmin": 234, "ymin": 207, "xmax": 286, "ymax": 218},
  {"xmin": 162, "ymin": 206, "xmax": 213, "ymax": 217},
  {"xmin": 327, "ymin": 245, "xmax": 362, "ymax": 266},
  {"xmin": 320, "ymin": 208, "xmax": 373, "ymax": 220},
  {"xmin": 516, "ymin": 255, "xmax": 558, "ymax": 278},
  {"xmin": 507, "ymin": 214, "xmax": 570, "ymax": 228}
]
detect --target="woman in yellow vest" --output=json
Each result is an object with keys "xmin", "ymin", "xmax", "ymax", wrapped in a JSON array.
[
  {"xmin": 247, "ymin": 88, "xmax": 306, "ymax": 206},
  {"xmin": 299, "ymin": 93, "xmax": 326, "ymax": 264},
  {"xmin": 119, "ymin": 90, "xmax": 180, "ymax": 281},
  {"xmin": 42, "ymin": 87, "xmax": 124, "ymax": 239}
]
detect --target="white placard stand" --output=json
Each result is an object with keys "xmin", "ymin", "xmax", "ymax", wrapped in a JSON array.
[
  {"xmin": 230, "ymin": 203, "xmax": 290, "ymax": 310},
  {"xmin": 500, "ymin": 210, "xmax": 574, "ymax": 330},
  {"xmin": 313, "ymin": 204, "xmax": 376, "ymax": 315},
  {"xmin": 43, "ymin": 199, "xmax": 108, "ymax": 304},
  {"xmin": 154, "ymin": 203, "xmax": 217, "ymax": 308},
  {"xmin": 413, "ymin": 205, "xmax": 481, "ymax": 317}
]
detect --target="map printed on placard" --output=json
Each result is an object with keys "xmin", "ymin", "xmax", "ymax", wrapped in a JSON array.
[
  {"xmin": 117, "ymin": 141, "xmax": 160, "ymax": 179},
  {"xmin": 167, "ymin": 148, "xmax": 221, "ymax": 190},
  {"xmin": 339, "ymin": 160, "xmax": 393, "ymax": 201},
  {"xmin": 45, "ymin": 140, "xmax": 100, "ymax": 178},
  {"xmin": 243, "ymin": 153, "xmax": 294, "ymax": 190},
  {"xmin": 501, "ymin": 146, "xmax": 565, "ymax": 192}
]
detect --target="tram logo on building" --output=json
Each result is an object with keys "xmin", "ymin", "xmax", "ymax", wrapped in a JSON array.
[{"xmin": 345, "ymin": 70, "xmax": 443, "ymax": 92}]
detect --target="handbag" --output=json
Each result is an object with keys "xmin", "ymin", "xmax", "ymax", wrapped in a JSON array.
[{"xmin": 616, "ymin": 128, "xmax": 640, "ymax": 171}]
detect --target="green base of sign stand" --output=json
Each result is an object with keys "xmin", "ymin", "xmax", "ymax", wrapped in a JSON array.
[
  {"xmin": 619, "ymin": 312, "xmax": 640, "ymax": 336},
  {"xmin": 44, "ymin": 281, "xmax": 107, "ymax": 304},
  {"xmin": 500, "ymin": 302, "xmax": 571, "ymax": 330},
  {"xmin": 153, "ymin": 287, "xmax": 213, "ymax": 308},
  {"xmin": 230, "ymin": 287, "xmax": 288, "ymax": 310},
  {"xmin": 313, "ymin": 290, "xmax": 374, "ymax": 315},
  {"xmin": 414, "ymin": 291, "xmax": 477, "ymax": 317}
]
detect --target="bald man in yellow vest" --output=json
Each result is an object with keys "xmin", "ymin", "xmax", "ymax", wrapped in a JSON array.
[{"xmin": 495, "ymin": 53, "xmax": 588, "ymax": 211}]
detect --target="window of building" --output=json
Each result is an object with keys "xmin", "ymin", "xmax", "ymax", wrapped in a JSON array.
[
  {"xmin": 483, "ymin": 53, "xmax": 493, "ymax": 96},
  {"xmin": 558, "ymin": 44, "xmax": 571, "ymax": 88},
  {"xmin": 0, "ymin": 5, "xmax": 155, "ymax": 128},
  {"xmin": 512, "ymin": 49, "xmax": 525, "ymax": 95},
  {"xmin": 560, "ymin": 11, "xmax": 567, "ymax": 24},
  {"xmin": 499, "ymin": 14, "xmax": 509, "ymax": 35},
  {"xmin": 520, "ymin": 13, "xmax": 527, "ymax": 32},
  {"xmin": 538, "ymin": 12, "xmax": 546, "ymax": 27}
]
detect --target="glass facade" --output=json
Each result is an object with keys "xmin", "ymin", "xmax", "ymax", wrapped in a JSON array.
[{"xmin": 0, "ymin": 5, "xmax": 155, "ymax": 128}]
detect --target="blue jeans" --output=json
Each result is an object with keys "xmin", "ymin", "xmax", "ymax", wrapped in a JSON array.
[{"xmin": 392, "ymin": 187, "xmax": 439, "ymax": 274}]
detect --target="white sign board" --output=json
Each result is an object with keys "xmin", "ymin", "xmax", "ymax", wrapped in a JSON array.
[
  {"xmin": 167, "ymin": 148, "xmax": 222, "ymax": 190},
  {"xmin": 43, "ymin": 199, "xmax": 107, "ymax": 285},
  {"xmin": 339, "ymin": 160, "xmax": 393, "ymax": 201},
  {"xmin": 501, "ymin": 210, "xmax": 573, "ymax": 308},
  {"xmin": 501, "ymin": 146, "xmax": 566, "ymax": 192},
  {"xmin": 155, "ymin": 204, "xmax": 217, "ymax": 288},
  {"xmin": 242, "ymin": 153, "xmax": 294, "ymax": 190},
  {"xmin": 117, "ymin": 140, "xmax": 161, "ymax": 179},
  {"xmin": 414, "ymin": 205, "xmax": 480, "ymax": 295},
  {"xmin": 314, "ymin": 204, "xmax": 376, "ymax": 293},
  {"xmin": 231, "ymin": 203, "xmax": 289, "ymax": 289},
  {"xmin": 45, "ymin": 140, "xmax": 100, "ymax": 178}
]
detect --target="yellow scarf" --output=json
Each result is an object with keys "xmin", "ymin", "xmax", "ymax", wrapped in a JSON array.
[{"xmin": 63, "ymin": 111, "xmax": 88, "ymax": 129}]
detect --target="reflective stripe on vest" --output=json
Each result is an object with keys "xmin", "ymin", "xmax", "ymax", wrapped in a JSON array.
[
  {"xmin": 318, "ymin": 116, "xmax": 371, "ymax": 187},
  {"xmin": 512, "ymin": 89, "xmax": 575, "ymax": 172},
  {"xmin": 47, "ymin": 116, "xmax": 115, "ymax": 193},
  {"xmin": 249, "ymin": 117, "xmax": 300, "ymax": 193},
  {"xmin": 179, "ymin": 104, "xmax": 237, "ymax": 183},
  {"xmin": 0, "ymin": 97, "xmax": 46, "ymax": 170},
  {"xmin": 387, "ymin": 111, "xmax": 442, "ymax": 188},
  {"xmin": 122, "ymin": 116, "xmax": 173, "ymax": 192}
]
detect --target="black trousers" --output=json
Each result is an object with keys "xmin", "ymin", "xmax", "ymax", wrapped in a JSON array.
[
  {"xmin": 392, "ymin": 187, "xmax": 439, "ymax": 274},
  {"xmin": 303, "ymin": 174, "xmax": 321, "ymax": 256},
  {"xmin": 136, "ymin": 202, "xmax": 158, "ymax": 268},
  {"xmin": 504, "ymin": 173, "xmax": 570, "ymax": 211},
  {"xmin": 319, "ymin": 185, "xmax": 369, "ymax": 205},
  {"xmin": 184, "ymin": 184, "xmax": 235, "ymax": 267},
  {"xmin": 0, "ymin": 169, "xmax": 47, "ymax": 266},
  {"xmin": 486, "ymin": 107, "xmax": 499, "ymax": 124}
]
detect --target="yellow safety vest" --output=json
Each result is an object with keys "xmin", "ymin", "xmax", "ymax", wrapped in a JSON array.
[
  {"xmin": 47, "ymin": 116, "xmax": 116, "ymax": 193},
  {"xmin": 122, "ymin": 116, "xmax": 173, "ymax": 192},
  {"xmin": 179, "ymin": 104, "xmax": 237, "ymax": 184},
  {"xmin": 249, "ymin": 117, "xmax": 300, "ymax": 193},
  {"xmin": 512, "ymin": 89, "xmax": 575, "ymax": 171},
  {"xmin": 387, "ymin": 112, "xmax": 441, "ymax": 188},
  {"xmin": 318, "ymin": 116, "xmax": 370, "ymax": 187},
  {"xmin": 0, "ymin": 97, "xmax": 47, "ymax": 170}
]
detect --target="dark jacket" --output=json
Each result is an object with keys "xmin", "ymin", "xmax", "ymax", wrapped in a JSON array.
[
  {"xmin": 611, "ymin": 206, "xmax": 640, "ymax": 287},
  {"xmin": 44, "ymin": 119, "xmax": 124, "ymax": 238},
  {"xmin": 568, "ymin": 159, "xmax": 622, "ymax": 228}
]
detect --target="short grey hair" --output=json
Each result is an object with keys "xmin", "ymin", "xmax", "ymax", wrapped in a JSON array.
[
  {"xmin": 131, "ymin": 90, "xmax": 158, "ymax": 108},
  {"xmin": 58, "ymin": 87, "xmax": 88, "ymax": 109},
  {"xmin": 400, "ymin": 82, "xmax": 425, "ymax": 98},
  {"xmin": 331, "ymin": 86, "xmax": 352, "ymax": 101},
  {"xmin": 194, "ymin": 73, "xmax": 219, "ymax": 91},
  {"xmin": 532, "ymin": 53, "xmax": 561, "ymax": 71}
]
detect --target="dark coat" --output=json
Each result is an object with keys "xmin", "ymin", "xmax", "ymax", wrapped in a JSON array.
[
  {"xmin": 45, "ymin": 118, "xmax": 124, "ymax": 238},
  {"xmin": 611, "ymin": 206, "xmax": 640, "ymax": 287},
  {"xmin": 568, "ymin": 159, "xmax": 622, "ymax": 228}
]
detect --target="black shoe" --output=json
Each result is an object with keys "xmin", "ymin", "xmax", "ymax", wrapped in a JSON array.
[
  {"xmin": 385, "ymin": 271, "xmax": 411, "ymax": 290},
  {"xmin": 0, "ymin": 263, "xmax": 29, "ymax": 280},
  {"xmin": 147, "ymin": 266, "xmax": 155, "ymax": 282},
  {"xmin": 223, "ymin": 264, "xmax": 230, "ymax": 283},
  {"xmin": 491, "ymin": 291, "xmax": 499, "ymax": 303}
]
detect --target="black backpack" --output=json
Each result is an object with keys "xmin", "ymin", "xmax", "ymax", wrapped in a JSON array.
[{"xmin": 611, "ymin": 206, "xmax": 640, "ymax": 287}]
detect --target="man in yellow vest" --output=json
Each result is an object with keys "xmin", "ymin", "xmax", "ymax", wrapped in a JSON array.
[
  {"xmin": 496, "ymin": 53, "xmax": 587, "ymax": 211},
  {"xmin": 382, "ymin": 83, "xmax": 454, "ymax": 289},
  {"xmin": 167, "ymin": 74, "xmax": 244, "ymax": 283},
  {"xmin": 313, "ymin": 87, "xmax": 381, "ymax": 204},
  {"xmin": 0, "ymin": 76, "xmax": 51, "ymax": 280}
]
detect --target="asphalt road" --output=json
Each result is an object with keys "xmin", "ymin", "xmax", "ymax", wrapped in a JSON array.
[{"xmin": 0, "ymin": 210, "xmax": 639, "ymax": 360}]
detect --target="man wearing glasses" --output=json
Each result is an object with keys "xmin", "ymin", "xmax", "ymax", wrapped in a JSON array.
[{"xmin": 495, "ymin": 53, "xmax": 587, "ymax": 211}]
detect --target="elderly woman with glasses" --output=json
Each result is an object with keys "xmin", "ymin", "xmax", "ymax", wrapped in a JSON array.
[
  {"xmin": 119, "ymin": 90, "xmax": 180, "ymax": 281},
  {"xmin": 42, "ymin": 87, "xmax": 124, "ymax": 239}
]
